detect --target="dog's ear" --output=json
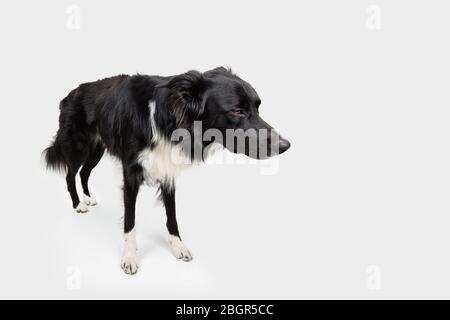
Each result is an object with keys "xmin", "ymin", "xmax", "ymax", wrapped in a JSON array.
[{"xmin": 157, "ymin": 70, "xmax": 208, "ymax": 127}]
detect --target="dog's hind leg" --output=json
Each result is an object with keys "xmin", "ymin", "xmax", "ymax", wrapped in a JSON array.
[
  {"xmin": 160, "ymin": 183, "xmax": 193, "ymax": 262},
  {"xmin": 61, "ymin": 134, "xmax": 90, "ymax": 213},
  {"xmin": 121, "ymin": 164, "xmax": 143, "ymax": 275},
  {"xmin": 66, "ymin": 163, "xmax": 87, "ymax": 213},
  {"xmin": 80, "ymin": 143, "xmax": 105, "ymax": 206}
]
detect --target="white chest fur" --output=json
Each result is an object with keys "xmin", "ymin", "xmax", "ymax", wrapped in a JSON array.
[{"xmin": 137, "ymin": 140, "xmax": 194, "ymax": 186}]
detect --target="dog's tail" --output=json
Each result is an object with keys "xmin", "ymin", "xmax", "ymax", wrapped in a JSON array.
[{"xmin": 42, "ymin": 136, "xmax": 67, "ymax": 173}]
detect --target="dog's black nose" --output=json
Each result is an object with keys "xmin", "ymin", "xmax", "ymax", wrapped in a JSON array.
[{"xmin": 278, "ymin": 138, "xmax": 291, "ymax": 154}]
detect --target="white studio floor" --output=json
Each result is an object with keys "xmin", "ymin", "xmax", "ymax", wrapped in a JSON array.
[{"xmin": 3, "ymin": 144, "xmax": 450, "ymax": 299}]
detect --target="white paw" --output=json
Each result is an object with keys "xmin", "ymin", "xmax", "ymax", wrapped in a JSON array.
[
  {"xmin": 75, "ymin": 202, "xmax": 88, "ymax": 213},
  {"xmin": 169, "ymin": 235, "xmax": 193, "ymax": 262},
  {"xmin": 83, "ymin": 194, "xmax": 97, "ymax": 206},
  {"xmin": 121, "ymin": 255, "xmax": 139, "ymax": 275}
]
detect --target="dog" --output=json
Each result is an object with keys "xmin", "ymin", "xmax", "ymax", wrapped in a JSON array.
[{"xmin": 43, "ymin": 67, "xmax": 290, "ymax": 274}]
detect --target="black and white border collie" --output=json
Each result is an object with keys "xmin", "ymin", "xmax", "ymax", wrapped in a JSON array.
[{"xmin": 43, "ymin": 67, "xmax": 290, "ymax": 275}]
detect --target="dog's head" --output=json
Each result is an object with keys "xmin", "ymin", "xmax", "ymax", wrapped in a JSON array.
[{"xmin": 159, "ymin": 67, "xmax": 290, "ymax": 160}]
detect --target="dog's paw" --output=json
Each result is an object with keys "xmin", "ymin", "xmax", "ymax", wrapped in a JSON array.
[
  {"xmin": 169, "ymin": 235, "xmax": 193, "ymax": 262},
  {"xmin": 75, "ymin": 202, "xmax": 88, "ymax": 213},
  {"xmin": 121, "ymin": 256, "xmax": 139, "ymax": 275},
  {"xmin": 83, "ymin": 194, "xmax": 97, "ymax": 206}
]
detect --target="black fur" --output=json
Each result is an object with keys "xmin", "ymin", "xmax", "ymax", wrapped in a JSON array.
[{"xmin": 43, "ymin": 67, "xmax": 290, "ymax": 255}]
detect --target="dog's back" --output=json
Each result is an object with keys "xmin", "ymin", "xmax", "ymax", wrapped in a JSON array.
[{"xmin": 44, "ymin": 74, "xmax": 150, "ymax": 172}]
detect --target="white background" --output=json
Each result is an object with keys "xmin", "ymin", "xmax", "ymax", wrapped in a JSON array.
[{"xmin": 0, "ymin": 0, "xmax": 449, "ymax": 299}]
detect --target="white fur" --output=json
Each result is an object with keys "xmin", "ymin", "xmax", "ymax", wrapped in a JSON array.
[
  {"xmin": 169, "ymin": 235, "xmax": 193, "ymax": 262},
  {"xmin": 138, "ymin": 140, "xmax": 194, "ymax": 187},
  {"xmin": 204, "ymin": 142, "xmax": 224, "ymax": 158},
  {"xmin": 75, "ymin": 202, "xmax": 88, "ymax": 213},
  {"xmin": 138, "ymin": 101, "xmax": 195, "ymax": 187},
  {"xmin": 83, "ymin": 194, "xmax": 97, "ymax": 206},
  {"xmin": 149, "ymin": 101, "xmax": 159, "ymax": 143},
  {"xmin": 94, "ymin": 133, "xmax": 103, "ymax": 144},
  {"xmin": 139, "ymin": 101, "xmax": 226, "ymax": 187},
  {"xmin": 121, "ymin": 229, "xmax": 138, "ymax": 275}
]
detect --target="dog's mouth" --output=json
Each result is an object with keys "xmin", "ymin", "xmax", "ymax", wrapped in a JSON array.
[
  {"xmin": 223, "ymin": 129, "xmax": 291, "ymax": 160},
  {"xmin": 170, "ymin": 120, "xmax": 290, "ymax": 161}
]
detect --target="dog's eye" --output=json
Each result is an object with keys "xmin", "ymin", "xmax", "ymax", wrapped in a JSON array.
[{"xmin": 230, "ymin": 109, "xmax": 245, "ymax": 117}]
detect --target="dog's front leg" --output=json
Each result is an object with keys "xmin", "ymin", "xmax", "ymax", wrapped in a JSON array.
[
  {"xmin": 160, "ymin": 182, "xmax": 193, "ymax": 262},
  {"xmin": 121, "ymin": 165, "xmax": 142, "ymax": 275}
]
